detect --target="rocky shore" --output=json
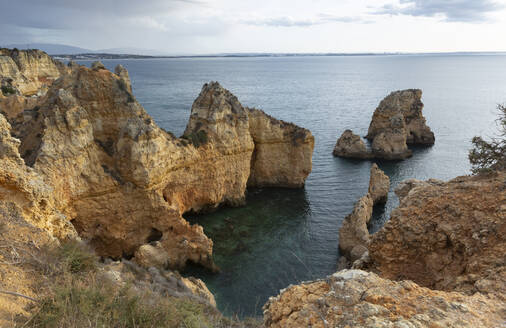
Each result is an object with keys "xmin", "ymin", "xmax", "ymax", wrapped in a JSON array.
[{"xmin": 264, "ymin": 171, "xmax": 505, "ymax": 327}]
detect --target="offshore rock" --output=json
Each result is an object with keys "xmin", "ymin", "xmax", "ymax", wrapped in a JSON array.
[
  {"xmin": 334, "ymin": 89, "xmax": 433, "ymax": 160},
  {"xmin": 369, "ymin": 172, "xmax": 506, "ymax": 300},
  {"xmin": 367, "ymin": 89, "xmax": 434, "ymax": 159},
  {"xmin": 332, "ymin": 129, "xmax": 371, "ymax": 159},
  {"xmin": 263, "ymin": 270, "xmax": 504, "ymax": 328}
]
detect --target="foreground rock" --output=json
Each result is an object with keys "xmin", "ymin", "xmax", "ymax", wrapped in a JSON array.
[
  {"xmin": 263, "ymin": 270, "xmax": 504, "ymax": 328},
  {"xmin": 333, "ymin": 89, "xmax": 434, "ymax": 160},
  {"xmin": 2, "ymin": 51, "xmax": 313, "ymax": 272},
  {"xmin": 338, "ymin": 164, "xmax": 389, "ymax": 262},
  {"xmin": 369, "ymin": 172, "xmax": 506, "ymax": 300}
]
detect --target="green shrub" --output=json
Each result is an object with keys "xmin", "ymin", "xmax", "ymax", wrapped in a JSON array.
[
  {"xmin": 59, "ymin": 240, "xmax": 97, "ymax": 274},
  {"xmin": 182, "ymin": 130, "xmax": 208, "ymax": 148},
  {"xmin": 469, "ymin": 104, "xmax": 506, "ymax": 173},
  {"xmin": 1, "ymin": 85, "xmax": 16, "ymax": 96}
]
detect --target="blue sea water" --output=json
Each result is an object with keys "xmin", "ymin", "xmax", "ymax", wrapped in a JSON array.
[{"xmin": 80, "ymin": 54, "xmax": 506, "ymax": 317}]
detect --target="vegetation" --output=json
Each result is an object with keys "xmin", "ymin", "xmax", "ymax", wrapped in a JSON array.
[
  {"xmin": 16, "ymin": 240, "xmax": 261, "ymax": 328},
  {"xmin": 469, "ymin": 104, "xmax": 506, "ymax": 173},
  {"xmin": 182, "ymin": 130, "xmax": 209, "ymax": 148},
  {"xmin": 1, "ymin": 85, "xmax": 16, "ymax": 96}
]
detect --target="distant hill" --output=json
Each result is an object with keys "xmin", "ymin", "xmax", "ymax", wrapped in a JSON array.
[{"xmin": 1, "ymin": 43, "xmax": 91, "ymax": 55}]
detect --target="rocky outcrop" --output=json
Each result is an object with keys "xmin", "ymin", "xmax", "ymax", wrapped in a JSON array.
[
  {"xmin": 368, "ymin": 163, "xmax": 390, "ymax": 204},
  {"xmin": 247, "ymin": 108, "xmax": 314, "ymax": 187},
  {"xmin": 0, "ymin": 49, "xmax": 65, "ymax": 119},
  {"xmin": 263, "ymin": 269, "xmax": 504, "ymax": 328},
  {"xmin": 369, "ymin": 172, "xmax": 506, "ymax": 300},
  {"xmin": 334, "ymin": 89, "xmax": 434, "ymax": 160},
  {"xmin": 367, "ymin": 89, "xmax": 435, "ymax": 145},
  {"xmin": 338, "ymin": 164, "xmax": 389, "ymax": 262},
  {"xmin": 332, "ymin": 129, "xmax": 371, "ymax": 159},
  {"xmin": 3, "ymin": 54, "xmax": 313, "ymax": 272}
]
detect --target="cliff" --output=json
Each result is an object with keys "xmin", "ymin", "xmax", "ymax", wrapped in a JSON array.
[
  {"xmin": 368, "ymin": 172, "xmax": 506, "ymax": 299},
  {"xmin": 266, "ymin": 171, "xmax": 505, "ymax": 327},
  {"xmin": 2, "ymin": 53, "xmax": 313, "ymax": 272}
]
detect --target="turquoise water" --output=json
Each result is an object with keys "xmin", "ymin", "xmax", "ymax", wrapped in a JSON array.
[{"xmin": 80, "ymin": 54, "xmax": 506, "ymax": 316}]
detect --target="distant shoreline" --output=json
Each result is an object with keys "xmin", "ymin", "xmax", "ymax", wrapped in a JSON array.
[{"xmin": 53, "ymin": 51, "xmax": 506, "ymax": 61}]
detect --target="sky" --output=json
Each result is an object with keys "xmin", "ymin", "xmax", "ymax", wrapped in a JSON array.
[{"xmin": 1, "ymin": 0, "xmax": 506, "ymax": 54}]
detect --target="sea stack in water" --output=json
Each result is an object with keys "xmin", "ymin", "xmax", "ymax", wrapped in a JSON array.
[{"xmin": 333, "ymin": 89, "xmax": 434, "ymax": 160}]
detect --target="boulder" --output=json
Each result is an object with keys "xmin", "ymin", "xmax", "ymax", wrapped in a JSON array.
[
  {"xmin": 332, "ymin": 129, "xmax": 371, "ymax": 159},
  {"xmin": 338, "ymin": 194, "xmax": 373, "ymax": 261}
]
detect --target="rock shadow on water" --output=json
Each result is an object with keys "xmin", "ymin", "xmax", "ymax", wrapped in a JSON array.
[{"xmin": 183, "ymin": 187, "xmax": 313, "ymax": 317}]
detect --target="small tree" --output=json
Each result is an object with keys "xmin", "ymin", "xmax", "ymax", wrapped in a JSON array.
[{"xmin": 468, "ymin": 104, "xmax": 506, "ymax": 173}]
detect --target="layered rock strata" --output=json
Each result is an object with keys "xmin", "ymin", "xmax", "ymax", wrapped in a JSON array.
[
  {"xmin": 333, "ymin": 89, "xmax": 434, "ymax": 160},
  {"xmin": 2, "ymin": 52, "xmax": 313, "ymax": 272},
  {"xmin": 338, "ymin": 164, "xmax": 389, "ymax": 262},
  {"xmin": 0, "ymin": 49, "xmax": 65, "ymax": 119}
]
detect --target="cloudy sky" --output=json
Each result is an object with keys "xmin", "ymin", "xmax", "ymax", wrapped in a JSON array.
[{"xmin": 1, "ymin": 0, "xmax": 506, "ymax": 54}]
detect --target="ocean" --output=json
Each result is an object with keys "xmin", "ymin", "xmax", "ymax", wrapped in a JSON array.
[{"xmin": 79, "ymin": 54, "xmax": 506, "ymax": 317}]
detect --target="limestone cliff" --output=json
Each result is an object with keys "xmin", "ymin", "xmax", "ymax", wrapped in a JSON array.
[
  {"xmin": 247, "ymin": 108, "xmax": 314, "ymax": 187},
  {"xmin": 334, "ymin": 89, "xmax": 434, "ymax": 160},
  {"xmin": 369, "ymin": 172, "xmax": 506, "ymax": 300},
  {"xmin": 4, "ymin": 57, "xmax": 312, "ymax": 272},
  {"xmin": 0, "ymin": 49, "xmax": 64, "ymax": 120}
]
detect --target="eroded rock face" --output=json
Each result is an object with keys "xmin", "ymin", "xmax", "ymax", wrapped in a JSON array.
[
  {"xmin": 263, "ymin": 270, "xmax": 504, "ymax": 328},
  {"xmin": 338, "ymin": 164, "xmax": 389, "ymax": 262},
  {"xmin": 247, "ymin": 108, "xmax": 314, "ymax": 187},
  {"xmin": 332, "ymin": 129, "xmax": 371, "ymax": 159},
  {"xmin": 368, "ymin": 163, "xmax": 390, "ymax": 204},
  {"xmin": 369, "ymin": 172, "xmax": 506, "ymax": 300},
  {"xmin": 338, "ymin": 194, "xmax": 373, "ymax": 262},
  {"xmin": 5, "ymin": 60, "xmax": 313, "ymax": 271},
  {"xmin": 0, "ymin": 49, "xmax": 64, "ymax": 120},
  {"xmin": 367, "ymin": 89, "xmax": 435, "ymax": 145}
]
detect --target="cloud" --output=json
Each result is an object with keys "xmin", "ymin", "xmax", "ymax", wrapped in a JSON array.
[
  {"xmin": 242, "ymin": 14, "xmax": 371, "ymax": 27},
  {"xmin": 375, "ymin": 0, "xmax": 503, "ymax": 22}
]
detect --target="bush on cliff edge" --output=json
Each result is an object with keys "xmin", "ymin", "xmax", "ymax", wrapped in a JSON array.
[{"xmin": 469, "ymin": 104, "xmax": 506, "ymax": 173}]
